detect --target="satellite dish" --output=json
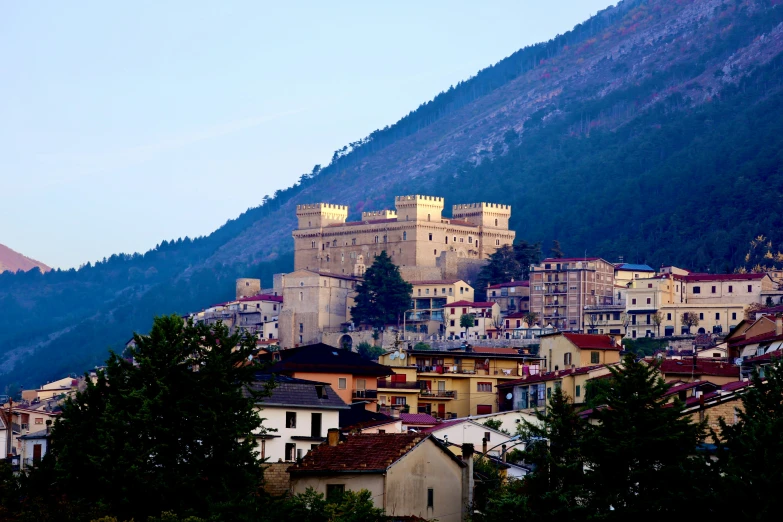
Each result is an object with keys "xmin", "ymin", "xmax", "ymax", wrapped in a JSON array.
[
  {"xmin": 734, "ymin": 358, "xmax": 743, "ymax": 366},
  {"xmin": 247, "ymin": 354, "xmax": 253, "ymax": 361},
  {"xmin": 506, "ymin": 393, "xmax": 513, "ymax": 400},
  {"xmin": 400, "ymin": 353, "xmax": 406, "ymax": 360},
  {"xmin": 390, "ymin": 352, "xmax": 398, "ymax": 360}
]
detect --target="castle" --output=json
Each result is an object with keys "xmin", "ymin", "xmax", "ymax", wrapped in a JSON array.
[{"xmin": 292, "ymin": 195, "xmax": 515, "ymax": 282}]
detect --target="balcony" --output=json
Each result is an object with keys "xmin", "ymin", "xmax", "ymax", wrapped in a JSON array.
[
  {"xmin": 376, "ymin": 379, "xmax": 421, "ymax": 390},
  {"xmin": 352, "ymin": 389, "xmax": 378, "ymax": 400},
  {"xmin": 419, "ymin": 389, "xmax": 457, "ymax": 399}
]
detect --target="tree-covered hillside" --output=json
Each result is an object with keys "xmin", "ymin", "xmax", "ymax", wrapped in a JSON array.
[{"xmin": 3, "ymin": 0, "xmax": 783, "ymax": 390}]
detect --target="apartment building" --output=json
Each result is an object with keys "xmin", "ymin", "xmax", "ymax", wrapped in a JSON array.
[
  {"xmin": 487, "ymin": 280, "xmax": 530, "ymax": 315},
  {"xmin": 496, "ymin": 365, "xmax": 612, "ymax": 412},
  {"xmin": 529, "ymin": 258, "xmax": 616, "ymax": 332},
  {"xmin": 378, "ymin": 346, "xmax": 544, "ymax": 418},
  {"xmin": 405, "ymin": 279, "xmax": 474, "ymax": 337},
  {"xmin": 444, "ymin": 301, "xmax": 501, "ymax": 339},
  {"xmin": 539, "ymin": 332, "xmax": 622, "ymax": 372},
  {"xmin": 291, "ymin": 195, "xmax": 515, "ymax": 281}
]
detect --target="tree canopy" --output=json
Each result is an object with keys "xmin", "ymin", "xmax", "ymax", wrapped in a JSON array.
[{"xmin": 350, "ymin": 251, "xmax": 412, "ymax": 328}]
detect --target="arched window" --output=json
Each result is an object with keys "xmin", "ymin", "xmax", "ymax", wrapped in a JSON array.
[
  {"xmin": 374, "ymin": 236, "xmax": 379, "ymax": 243},
  {"xmin": 427, "ymin": 213, "xmax": 431, "ymax": 221},
  {"xmin": 299, "ymin": 292, "xmax": 303, "ymax": 301}
]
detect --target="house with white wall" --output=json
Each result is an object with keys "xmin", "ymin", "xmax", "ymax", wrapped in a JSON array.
[
  {"xmin": 423, "ymin": 418, "xmax": 517, "ymax": 456},
  {"xmin": 251, "ymin": 375, "xmax": 348, "ymax": 463}
]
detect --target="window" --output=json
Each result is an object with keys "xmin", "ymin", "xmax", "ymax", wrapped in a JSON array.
[
  {"xmin": 716, "ymin": 313, "xmax": 720, "ymax": 320},
  {"xmin": 711, "ymin": 286, "xmax": 717, "ymax": 294},
  {"xmin": 591, "ymin": 352, "xmax": 600, "ymax": 364},
  {"xmin": 484, "ymin": 431, "xmax": 491, "ymax": 442},
  {"xmin": 477, "ymin": 382, "xmax": 492, "ymax": 392},
  {"xmin": 315, "ymin": 385, "xmax": 326, "ymax": 399},
  {"xmin": 374, "ymin": 236, "xmax": 379, "ymax": 243},
  {"xmin": 667, "ymin": 313, "xmax": 672, "ymax": 320},
  {"xmin": 427, "ymin": 488, "xmax": 434, "ymax": 509},
  {"xmin": 468, "ymin": 236, "xmax": 473, "ymax": 243},
  {"xmin": 311, "ymin": 412, "xmax": 322, "ymax": 438},
  {"xmin": 564, "ymin": 353, "xmax": 572, "ymax": 366},
  {"xmin": 393, "ymin": 396, "xmax": 407, "ymax": 406},
  {"xmin": 748, "ymin": 285, "xmax": 753, "ymax": 292},
  {"xmin": 496, "ymin": 239, "xmax": 500, "ymax": 246},
  {"xmin": 356, "ymin": 378, "xmax": 366, "ymax": 390},
  {"xmin": 693, "ymin": 286, "xmax": 701, "ymax": 294},
  {"xmin": 699, "ymin": 313, "xmax": 704, "ymax": 320},
  {"xmin": 311, "ymin": 241, "xmax": 316, "ymax": 248},
  {"xmin": 429, "ymin": 233, "xmax": 433, "ymax": 241},
  {"xmin": 326, "ymin": 484, "xmax": 345, "ymax": 502},
  {"xmin": 299, "ymin": 323, "xmax": 304, "ymax": 333},
  {"xmin": 646, "ymin": 298, "xmax": 651, "ymax": 304},
  {"xmin": 547, "ymin": 387, "xmax": 552, "ymax": 399},
  {"xmin": 450, "ymin": 319, "xmax": 455, "ymax": 326},
  {"xmin": 732, "ymin": 312, "xmax": 737, "ymax": 320},
  {"xmin": 728, "ymin": 285, "xmax": 733, "ymax": 293},
  {"xmin": 648, "ymin": 283, "xmax": 653, "ymax": 288},
  {"xmin": 285, "ymin": 443, "xmax": 296, "ymax": 462},
  {"xmin": 434, "ymin": 249, "xmax": 437, "ymax": 255},
  {"xmin": 632, "ymin": 298, "xmax": 637, "ymax": 305},
  {"xmin": 477, "ymin": 405, "xmax": 492, "ymax": 415},
  {"xmin": 338, "ymin": 378, "xmax": 347, "ymax": 389},
  {"xmin": 286, "ymin": 412, "xmax": 297, "ymax": 428},
  {"xmin": 575, "ymin": 385, "xmax": 581, "ymax": 398}
]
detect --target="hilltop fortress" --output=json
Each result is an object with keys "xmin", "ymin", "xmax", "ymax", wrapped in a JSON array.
[{"xmin": 292, "ymin": 195, "xmax": 515, "ymax": 282}]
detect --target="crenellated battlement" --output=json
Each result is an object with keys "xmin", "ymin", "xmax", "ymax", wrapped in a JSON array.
[
  {"xmin": 452, "ymin": 201, "xmax": 512, "ymax": 228},
  {"xmin": 296, "ymin": 203, "xmax": 349, "ymax": 213},
  {"xmin": 395, "ymin": 195, "xmax": 445, "ymax": 204},
  {"xmin": 452, "ymin": 202, "xmax": 511, "ymax": 212},
  {"xmin": 296, "ymin": 203, "xmax": 348, "ymax": 229},
  {"xmin": 361, "ymin": 209, "xmax": 397, "ymax": 220}
]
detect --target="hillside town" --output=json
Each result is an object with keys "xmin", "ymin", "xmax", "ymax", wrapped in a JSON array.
[{"xmin": 5, "ymin": 194, "xmax": 783, "ymax": 521}]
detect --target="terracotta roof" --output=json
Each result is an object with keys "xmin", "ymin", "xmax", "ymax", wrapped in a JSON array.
[
  {"xmin": 288, "ymin": 433, "xmax": 463, "ymax": 473},
  {"xmin": 541, "ymin": 257, "xmax": 601, "ymax": 263},
  {"xmin": 658, "ymin": 359, "xmax": 739, "ymax": 378},
  {"xmin": 488, "ymin": 280, "xmax": 530, "ymax": 289},
  {"xmin": 237, "ymin": 294, "xmax": 283, "ymax": 303},
  {"xmin": 399, "ymin": 413, "xmax": 438, "ymax": 425},
  {"xmin": 728, "ymin": 331, "xmax": 783, "ymax": 348},
  {"xmin": 683, "ymin": 273, "xmax": 767, "ymax": 282},
  {"xmin": 562, "ymin": 333, "xmax": 619, "ymax": 350},
  {"xmin": 449, "ymin": 300, "xmax": 495, "ymax": 308},
  {"xmin": 497, "ymin": 365, "xmax": 605, "ymax": 388},
  {"xmin": 447, "ymin": 219, "xmax": 478, "ymax": 227},
  {"xmin": 663, "ymin": 380, "xmax": 720, "ymax": 397}
]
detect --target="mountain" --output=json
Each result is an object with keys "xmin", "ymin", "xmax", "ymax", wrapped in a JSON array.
[
  {"xmin": 3, "ymin": 0, "xmax": 783, "ymax": 390},
  {"xmin": 0, "ymin": 243, "xmax": 51, "ymax": 274}
]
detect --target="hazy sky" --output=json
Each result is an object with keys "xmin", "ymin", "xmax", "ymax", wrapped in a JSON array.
[{"xmin": 1, "ymin": 1, "xmax": 616, "ymax": 269}]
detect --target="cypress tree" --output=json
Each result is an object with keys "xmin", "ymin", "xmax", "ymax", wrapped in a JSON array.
[{"xmin": 350, "ymin": 251, "xmax": 412, "ymax": 329}]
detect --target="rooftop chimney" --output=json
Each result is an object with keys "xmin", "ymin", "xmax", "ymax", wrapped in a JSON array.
[
  {"xmin": 461, "ymin": 444, "xmax": 475, "ymax": 520},
  {"xmin": 327, "ymin": 428, "xmax": 340, "ymax": 447}
]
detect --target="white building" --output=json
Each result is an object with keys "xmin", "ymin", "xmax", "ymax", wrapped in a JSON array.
[
  {"xmin": 251, "ymin": 375, "xmax": 348, "ymax": 463},
  {"xmin": 18, "ymin": 429, "xmax": 50, "ymax": 470},
  {"xmin": 424, "ymin": 418, "xmax": 517, "ymax": 456}
]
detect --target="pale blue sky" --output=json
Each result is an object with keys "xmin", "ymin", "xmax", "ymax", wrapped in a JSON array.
[{"xmin": 0, "ymin": 1, "xmax": 616, "ymax": 269}]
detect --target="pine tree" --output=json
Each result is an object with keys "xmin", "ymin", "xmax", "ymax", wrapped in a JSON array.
[
  {"xmin": 716, "ymin": 357, "xmax": 783, "ymax": 519},
  {"xmin": 518, "ymin": 387, "xmax": 589, "ymax": 522},
  {"xmin": 583, "ymin": 354, "xmax": 709, "ymax": 518},
  {"xmin": 49, "ymin": 315, "xmax": 272, "ymax": 521},
  {"xmin": 550, "ymin": 240, "xmax": 565, "ymax": 259},
  {"xmin": 350, "ymin": 251, "xmax": 412, "ymax": 329}
]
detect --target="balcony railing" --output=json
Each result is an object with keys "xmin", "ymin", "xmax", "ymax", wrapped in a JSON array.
[
  {"xmin": 376, "ymin": 379, "xmax": 421, "ymax": 390},
  {"xmin": 419, "ymin": 389, "xmax": 457, "ymax": 399},
  {"xmin": 352, "ymin": 389, "xmax": 378, "ymax": 400}
]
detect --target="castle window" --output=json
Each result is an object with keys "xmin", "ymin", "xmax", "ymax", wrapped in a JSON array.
[
  {"xmin": 428, "ymin": 213, "xmax": 431, "ymax": 221},
  {"xmin": 429, "ymin": 233, "xmax": 432, "ymax": 241},
  {"xmin": 322, "ymin": 244, "xmax": 325, "ymax": 250},
  {"xmin": 495, "ymin": 219, "xmax": 498, "ymax": 226},
  {"xmin": 495, "ymin": 239, "xmax": 500, "ymax": 246},
  {"xmin": 326, "ymin": 255, "xmax": 330, "ymax": 262},
  {"xmin": 434, "ymin": 250, "xmax": 437, "ymax": 255},
  {"xmin": 403, "ymin": 232, "xmax": 407, "ymax": 240},
  {"xmin": 468, "ymin": 236, "xmax": 472, "ymax": 243},
  {"xmin": 332, "ymin": 240, "xmax": 337, "ymax": 247},
  {"xmin": 352, "ymin": 238, "xmax": 356, "ymax": 245},
  {"xmin": 311, "ymin": 241, "xmax": 316, "ymax": 248},
  {"xmin": 459, "ymin": 237, "xmax": 464, "ymax": 243},
  {"xmin": 299, "ymin": 292, "xmax": 303, "ymax": 301},
  {"xmin": 383, "ymin": 235, "xmax": 387, "ymax": 243},
  {"xmin": 374, "ymin": 236, "xmax": 379, "ymax": 243},
  {"xmin": 308, "ymin": 221, "xmax": 311, "ymax": 227}
]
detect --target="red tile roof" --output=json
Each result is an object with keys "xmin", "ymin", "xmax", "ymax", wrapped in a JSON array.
[
  {"xmin": 658, "ymin": 359, "xmax": 739, "ymax": 378},
  {"xmin": 399, "ymin": 413, "xmax": 438, "ymax": 425},
  {"xmin": 288, "ymin": 433, "xmax": 460, "ymax": 473},
  {"xmin": 449, "ymin": 301, "xmax": 495, "ymax": 308},
  {"xmin": 497, "ymin": 365, "xmax": 606, "ymax": 388},
  {"xmin": 562, "ymin": 333, "xmax": 619, "ymax": 350},
  {"xmin": 421, "ymin": 419, "xmax": 464, "ymax": 433},
  {"xmin": 470, "ymin": 347, "xmax": 524, "ymax": 355},
  {"xmin": 728, "ymin": 331, "xmax": 783, "ymax": 348},
  {"xmin": 488, "ymin": 280, "xmax": 530, "ymax": 289},
  {"xmin": 237, "ymin": 294, "xmax": 283, "ymax": 303},
  {"xmin": 683, "ymin": 273, "xmax": 767, "ymax": 282},
  {"xmin": 447, "ymin": 219, "xmax": 478, "ymax": 227}
]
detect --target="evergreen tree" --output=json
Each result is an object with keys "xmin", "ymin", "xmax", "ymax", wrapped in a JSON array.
[
  {"xmin": 49, "ymin": 316, "xmax": 272, "ymax": 521},
  {"xmin": 715, "ymin": 357, "xmax": 783, "ymax": 519},
  {"xmin": 350, "ymin": 251, "xmax": 412, "ymax": 329},
  {"xmin": 550, "ymin": 240, "xmax": 565, "ymax": 259},
  {"xmin": 583, "ymin": 354, "xmax": 709, "ymax": 518},
  {"xmin": 475, "ymin": 241, "xmax": 542, "ymax": 299},
  {"xmin": 518, "ymin": 388, "xmax": 590, "ymax": 522}
]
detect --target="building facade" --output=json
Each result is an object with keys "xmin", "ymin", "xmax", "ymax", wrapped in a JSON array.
[
  {"xmin": 292, "ymin": 196, "xmax": 515, "ymax": 280},
  {"xmin": 529, "ymin": 258, "xmax": 617, "ymax": 332},
  {"xmin": 487, "ymin": 280, "xmax": 530, "ymax": 315}
]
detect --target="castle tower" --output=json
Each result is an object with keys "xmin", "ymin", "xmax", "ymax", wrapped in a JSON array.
[
  {"xmin": 394, "ymin": 195, "xmax": 444, "ymax": 222},
  {"xmin": 361, "ymin": 209, "xmax": 397, "ymax": 221},
  {"xmin": 236, "ymin": 278, "xmax": 261, "ymax": 300},
  {"xmin": 296, "ymin": 203, "xmax": 349, "ymax": 230},
  {"xmin": 452, "ymin": 202, "xmax": 512, "ymax": 229}
]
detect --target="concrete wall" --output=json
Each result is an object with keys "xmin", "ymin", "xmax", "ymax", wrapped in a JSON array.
[
  {"xmin": 291, "ymin": 473, "xmax": 385, "ymax": 508},
  {"xmin": 384, "ymin": 438, "xmax": 465, "ymax": 522}
]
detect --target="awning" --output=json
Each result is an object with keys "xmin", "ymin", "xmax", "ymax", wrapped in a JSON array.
[
  {"xmin": 626, "ymin": 309, "xmax": 658, "ymax": 314},
  {"xmin": 741, "ymin": 345, "xmax": 759, "ymax": 358}
]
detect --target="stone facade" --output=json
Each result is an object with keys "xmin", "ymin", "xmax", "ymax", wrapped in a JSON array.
[
  {"xmin": 292, "ymin": 195, "xmax": 515, "ymax": 281},
  {"xmin": 262, "ymin": 462, "xmax": 292, "ymax": 497}
]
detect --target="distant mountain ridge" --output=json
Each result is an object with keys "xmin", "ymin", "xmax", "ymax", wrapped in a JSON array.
[
  {"xmin": 3, "ymin": 0, "xmax": 783, "ymax": 390},
  {"xmin": 0, "ymin": 243, "xmax": 50, "ymax": 274}
]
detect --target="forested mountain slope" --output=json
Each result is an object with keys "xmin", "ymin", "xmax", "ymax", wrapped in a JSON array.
[{"xmin": 3, "ymin": 0, "xmax": 783, "ymax": 389}]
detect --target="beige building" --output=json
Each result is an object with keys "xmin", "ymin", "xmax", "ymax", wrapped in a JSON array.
[
  {"xmin": 278, "ymin": 270, "xmax": 360, "ymax": 348},
  {"xmin": 292, "ymin": 195, "xmax": 515, "ymax": 281},
  {"xmin": 406, "ymin": 280, "xmax": 474, "ymax": 338},
  {"xmin": 539, "ymin": 332, "xmax": 622, "ymax": 373},
  {"xmin": 289, "ymin": 432, "xmax": 471, "ymax": 522},
  {"xmin": 379, "ymin": 346, "xmax": 543, "ymax": 418},
  {"xmin": 444, "ymin": 301, "xmax": 501, "ymax": 339},
  {"xmin": 529, "ymin": 258, "xmax": 617, "ymax": 332},
  {"xmin": 497, "ymin": 364, "xmax": 612, "ymax": 412},
  {"xmin": 487, "ymin": 280, "xmax": 530, "ymax": 315}
]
